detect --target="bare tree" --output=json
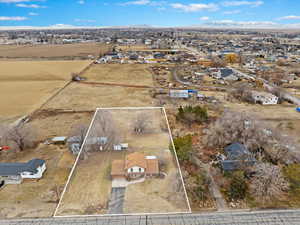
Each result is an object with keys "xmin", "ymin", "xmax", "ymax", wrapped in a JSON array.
[
  {"xmin": 204, "ymin": 110, "xmax": 298, "ymax": 164},
  {"xmin": 132, "ymin": 112, "xmax": 151, "ymax": 134},
  {"xmin": 87, "ymin": 110, "xmax": 120, "ymax": 152},
  {"xmin": 5, "ymin": 124, "xmax": 36, "ymax": 151},
  {"xmin": 204, "ymin": 110, "xmax": 267, "ymax": 152},
  {"xmin": 211, "ymin": 56, "xmax": 227, "ymax": 68},
  {"xmin": 0, "ymin": 124, "xmax": 9, "ymax": 146},
  {"xmin": 69, "ymin": 123, "xmax": 89, "ymax": 148},
  {"xmin": 250, "ymin": 163, "xmax": 289, "ymax": 203}
]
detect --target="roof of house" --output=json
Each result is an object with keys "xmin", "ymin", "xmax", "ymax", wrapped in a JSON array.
[
  {"xmin": 225, "ymin": 143, "xmax": 249, "ymax": 159},
  {"xmin": 111, "ymin": 160, "xmax": 125, "ymax": 176},
  {"xmin": 220, "ymin": 68, "xmax": 234, "ymax": 78},
  {"xmin": 221, "ymin": 159, "xmax": 256, "ymax": 171},
  {"xmin": 0, "ymin": 159, "xmax": 45, "ymax": 176},
  {"xmin": 125, "ymin": 152, "xmax": 147, "ymax": 169},
  {"xmin": 146, "ymin": 158, "xmax": 159, "ymax": 174},
  {"xmin": 111, "ymin": 152, "xmax": 159, "ymax": 176}
]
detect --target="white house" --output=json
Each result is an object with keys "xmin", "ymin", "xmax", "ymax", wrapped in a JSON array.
[
  {"xmin": 251, "ymin": 91, "xmax": 279, "ymax": 105},
  {"xmin": 0, "ymin": 159, "xmax": 46, "ymax": 185}
]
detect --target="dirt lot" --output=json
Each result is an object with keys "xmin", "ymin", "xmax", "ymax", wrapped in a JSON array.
[
  {"xmin": 43, "ymin": 83, "xmax": 154, "ymax": 111},
  {"xmin": 55, "ymin": 108, "xmax": 189, "ymax": 216},
  {"xmin": 0, "ymin": 60, "xmax": 92, "ymax": 122},
  {"xmin": 0, "ymin": 43, "xmax": 110, "ymax": 59},
  {"xmin": 83, "ymin": 64, "xmax": 154, "ymax": 86}
]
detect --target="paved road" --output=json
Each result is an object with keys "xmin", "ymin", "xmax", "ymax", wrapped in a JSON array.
[
  {"xmin": 108, "ymin": 187, "xmax": 126, "ymax": 214},
  {"xmin": 2, "ymin": 210, "xmax": 300, "ymax": 224}
]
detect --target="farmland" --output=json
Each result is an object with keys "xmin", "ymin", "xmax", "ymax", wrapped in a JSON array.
[
  {"xmin": 0, "ymin": 60, "xmax": 92, "ymax": 122},
  {"xmin": 0, "ymin": 43, "xmax": 111, "ymax": 60},
  {"xmin": 83, "ymin": 64, "xmax": 154, "ymax": 86}
]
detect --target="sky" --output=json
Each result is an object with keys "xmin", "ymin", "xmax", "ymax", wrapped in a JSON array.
[{"xmin": 0, "ymin": 0, "xmax": 300, "ymax": 29}]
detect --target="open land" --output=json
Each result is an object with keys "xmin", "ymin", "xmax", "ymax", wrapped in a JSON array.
[
  {"xmin": 83, "ymin": 64, "xmax": 154, "ymax": 86},
  {"xmin": 0, "ymin": 43, "xmax": 110, "ymax": 60},
  {"xmin": 0, "ymin": 60, "xmax": 92, "ymax": 122}
]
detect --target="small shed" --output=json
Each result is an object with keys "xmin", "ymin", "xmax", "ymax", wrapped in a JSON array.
[
  {"xmin": 51, "ymin": 137, "xmax": 67, "ymax": 145},
  {"xmin": 169, "ymin": 90, "xmax": 189, "ymax": 99}
]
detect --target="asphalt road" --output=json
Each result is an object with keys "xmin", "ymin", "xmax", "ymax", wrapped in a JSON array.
[
  {"xmin": 1, "ymin": 210, "xmax": 300, "ymax": 225},
  {"xmin": 108, "ymin": 187, "xmax": 126, "ymax": 214}
]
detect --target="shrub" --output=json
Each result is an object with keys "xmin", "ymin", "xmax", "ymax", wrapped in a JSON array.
[
  {"xmin": 172, "ymin": 135, "xmax": 193, "ymax": 162},
  {"xmin": 176, "ymin": 105, "xmax": 208, "ymax": 127},
  {"xmin": 227, "ymin": 171, "xmax": 248, "ymax": 201},
  {"xmin": 283, "ymin": 164, "xmax": 300, "ymax": 193}
]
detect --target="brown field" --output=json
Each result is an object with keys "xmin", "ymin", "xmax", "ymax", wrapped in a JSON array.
[
  {"xmin": 0, "ymin": 60, "xmax": 91, "ymax": 81},
  {"xmin": 83, "ymin": 64, "xmax": 154, "ymax": 86},
  {"xmin": 0, "ymin": 43, "xmax": 110, "ymax": 59},
  {"xmin": 56, "ymin": 108, "xmax": 189, "ymax": 216},
  {"xmin": 117, "ymin": 45, "xmax": 150, "ymax": 51},
  {"xmin": 0, "ymin": 60, "xmax": 92, "ymax": 122},
  {"xmin": 0, "ymin": 81, "xmax": 66, "ymax": 122},
  {"xmin": 43, "ymin": 83, "xmax": 154, "ymax": 111}
]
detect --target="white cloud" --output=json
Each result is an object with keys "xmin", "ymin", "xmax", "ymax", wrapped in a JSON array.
[
  {"xmin": 223, "ymin": 1, "xmax": 263, "ymax": 7},
  {"xmin": 171, "ymin": 3, "xmax": 219, "ymax": 12},
  {"xmin": 16, "ymin": 3, "xmax": 46, "ymax": 8},
  {"xmin": 78, "ymin": 0, "xmax": 85, "ymax": 4},
  {"xmin": 278, "ymin": 15, "xmax": 300, "ymax": 20},
  {"xmin": 75, "ymin": 19, "xmax": 96, "ymax": 23},
  {"xmin": 223, "ymin": 10, "xmax": 241, "ymax": 15},
  {"xmin": 0, "ymin": 16, "xmax": 27, "ymax": 20},
  {"xmin": 200, "ymin": 16, "xmax": 209, "ymax": 21},
  {"xmin": 28, "ymin": 12, "xmax": 38, "ymax": 16},
  {"xmin": 121, "ymin": 0, "xmax": 151, "ymax": 5}
]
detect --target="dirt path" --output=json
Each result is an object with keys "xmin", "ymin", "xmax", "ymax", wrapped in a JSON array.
[{"xmin": 191, "ymin": 155, "xmax": 228, "ymax": 211}]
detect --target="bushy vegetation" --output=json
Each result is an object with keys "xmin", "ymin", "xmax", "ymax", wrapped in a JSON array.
[
  {"xmin": 283, "ymin": 164, "xmax": 300, "ymax": 205},
  {"xmin": 225, "ymin": 171, "xmax": 248, "ymax": 201},
  {"xmin": 172, "ymin": 135, "xmax": 193, "ymax": 162},
  {"xmin": 176, "ymin": 105, "xmax": 208, "ymax": 127}
]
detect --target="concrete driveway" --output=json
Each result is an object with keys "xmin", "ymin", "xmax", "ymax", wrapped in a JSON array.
[{"xmin": 108, "ymin": 187, "xmax": 126, "ymax": 214}]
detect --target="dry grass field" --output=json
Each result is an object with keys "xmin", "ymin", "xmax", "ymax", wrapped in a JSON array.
[
  {"xmin": 83, "ymin": 64, "xmax": 154, "ymax": 86},
  {"xmin": 0, "ymin": 60, "xmax": 91, "ymax": 81},
  {"xmin": 43, "ymin": 83, "xmax": 154, "ymax": 111},
  {"xmin": 117, "ymin": 45, "xmax": 150, "ymax": 51},
  {"xmin": 0, "ymin": 60, "xmax": 91, "ymax": 122},
  {"xmin": 56, "ymin": 151, "xmax": 123, "ymax": 216},
  {"xmin": 55, "ymin": 108, "xmax": 189, "ymax": 216},
  {"xmin": 0, "ymin": 43, "xmax": 110, "ymax": 59}
]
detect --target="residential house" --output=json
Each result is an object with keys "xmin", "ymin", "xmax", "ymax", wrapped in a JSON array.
[
  {"xmin": 0, "ymin": 159, "xmax": 46, "ymax": 185},
  {"xmin": 111, "ymin": 152, "xmax": 159, "ymax": 180},
  {"xmin": 251, "ymin": 91, "xmax": 279, "ymax": 105},
  {"xmin": 221, "ymin": 143, "xmax": 256, "ymax": 172}
]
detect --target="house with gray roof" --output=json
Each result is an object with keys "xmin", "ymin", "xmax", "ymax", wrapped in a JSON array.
[
  {"xmin": 221, "ymin": 143, "xmax": 256, "ymax": 172},
  {"xmin": 0, "ymin": 159, "xmax": 46, "ymax": 185}
]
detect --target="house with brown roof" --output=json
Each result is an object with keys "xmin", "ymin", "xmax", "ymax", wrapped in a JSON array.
[{"xmin": 111, "ymin": 152, "xmax": 159, "ymax": 180}]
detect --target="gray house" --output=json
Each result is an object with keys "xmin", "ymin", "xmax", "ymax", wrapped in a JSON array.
[
  {"xmin": 221, "ymin": 143, "xmax": 256, "ymax": 171},
  {"xmin": 0, "ymin": 159, "xmax": 46, "ymax": 185}
]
